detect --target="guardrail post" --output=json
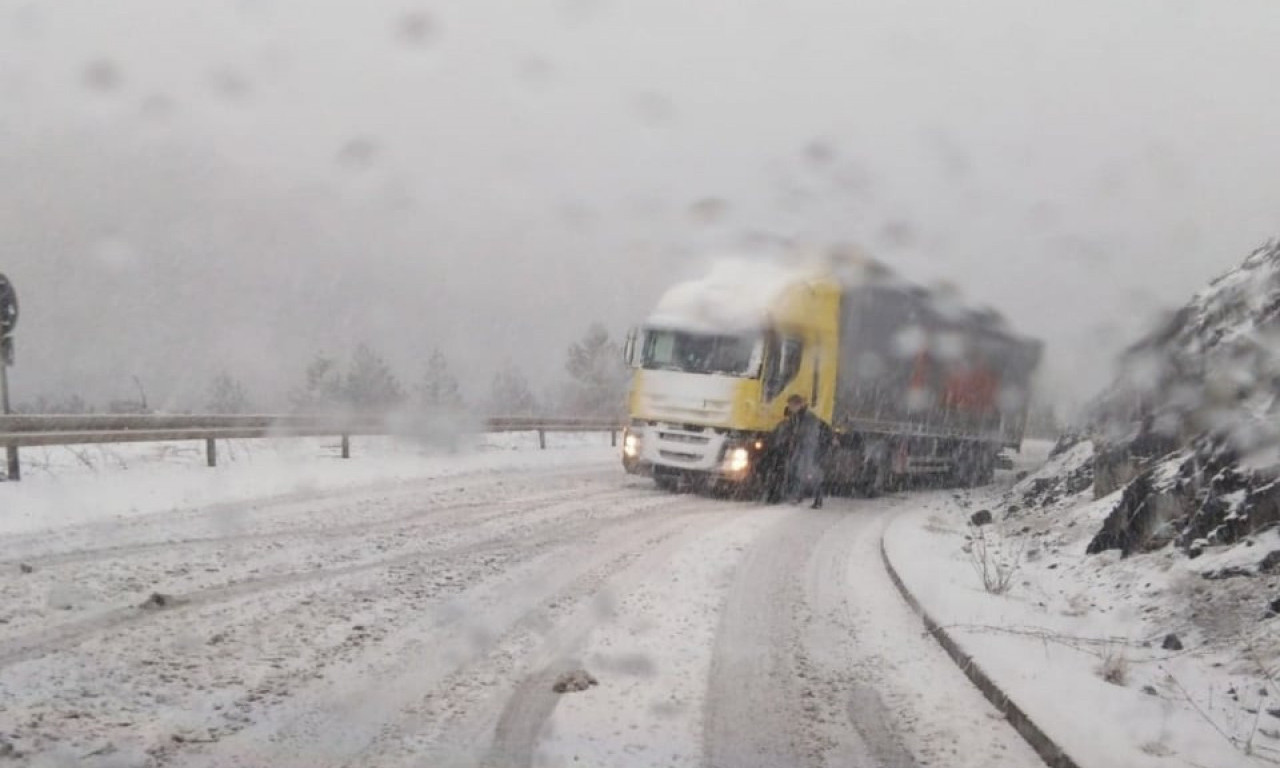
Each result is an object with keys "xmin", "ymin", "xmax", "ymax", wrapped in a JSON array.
[
  {"xmin": 538, "ymin": 429, "xmax": 546, "ymax": 450},
  {"xmin": 341, "ymin": 434, "xmax": 351, "ymax": 459},
  {"xmin": 0, "ymin": 364, "xmax": 17, "ymax": 481},
  {"xmin": 206, "ymin": 438, "xmax": 217, "ymax": 468},
  {"xmin": 611, "ymin": 429, "xmax": 617, "ymax": 447}
]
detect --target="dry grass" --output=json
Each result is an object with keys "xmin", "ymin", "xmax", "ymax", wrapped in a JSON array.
[{"xmin": 1098, "ymin": 646, "xmax": 1130, "ymax": 686}]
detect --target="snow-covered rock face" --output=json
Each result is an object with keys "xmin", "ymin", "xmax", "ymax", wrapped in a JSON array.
[
  {"xmin": 1086, "ymin": 241, "xmax": 1280, "ymax": 557},
  {"xmin": 1099, "ymin": 240, "xmax": 1280, "ymax": 458}
]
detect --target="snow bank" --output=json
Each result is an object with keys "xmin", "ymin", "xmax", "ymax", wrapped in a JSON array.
[
  {"xmin": 885, "ymin": 490, "xmax": 1279, "ymax": 767},
  {"xmin": 0, "ymin": 432, "xmax": 617, "ymax": 536}
]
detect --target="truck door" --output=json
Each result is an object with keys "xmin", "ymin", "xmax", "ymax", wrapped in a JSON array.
[{"xmin": 764, "ymin": 334, "xmax": 804, "ymax": 404}]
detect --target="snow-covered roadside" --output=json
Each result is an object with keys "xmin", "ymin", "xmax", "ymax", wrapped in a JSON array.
[
  {"xmin": 0, "ymin": 432, "xmax": 617, "ymax": 536},
  {"xmin": 532, "ymin": 510, "xmax": 780, "ymax": 767},
  {"xmin": 883, "ymin": 460, "xmax": 1278, "ymax": 768}
]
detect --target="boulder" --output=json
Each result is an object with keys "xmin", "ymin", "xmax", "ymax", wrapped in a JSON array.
[{"xmin": 969, "ymin": 509, "xmax": 993, "ymax": 527}]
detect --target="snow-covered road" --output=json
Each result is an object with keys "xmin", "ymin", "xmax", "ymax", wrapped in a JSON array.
[{"xmin": 0, "ymin": 452, "xmax": 1042, "ymax": 767}]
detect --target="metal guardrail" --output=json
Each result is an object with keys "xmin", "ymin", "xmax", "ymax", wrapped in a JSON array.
[{"xmin": 0, "ymin": 414, "xmax": 623, "ymax": 481}]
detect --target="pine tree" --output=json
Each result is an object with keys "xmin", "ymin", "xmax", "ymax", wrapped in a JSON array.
[
  {"xmin": 489, "ymin": 364, "xmax": 538, "ymax": 416},
  {"xmin": 290, "ymin": 354, "xmax": 345, "ymax": 413},
  {"xmin": 206, "ymin": 373, "xmax": 252, "ymax": 414},
  {"xmin": 345, "ymin": 343, "xmax": 405, "ymax": 412},
  {"xmin": 564, "ymin": 323, "xmax": 628, "ymax": 417},
  {"xmin": 418, "ymin": 349, "xmax": 463, "ymax": 411}
]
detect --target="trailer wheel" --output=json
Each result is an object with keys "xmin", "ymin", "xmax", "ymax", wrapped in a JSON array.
[{"xmin": 954, "ymin": 446, "xmax": 996, "ymax": 488}]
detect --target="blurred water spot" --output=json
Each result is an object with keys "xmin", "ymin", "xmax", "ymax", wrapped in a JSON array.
[
  {"xmin": 632, "ymin": 91, "xmax": 674, "ymax": 125},
  {"xmin": 878, "ymin": 219, "xmax": 916, "ymax": 249},
  {"xmin": 591, "ymin": 589, "xmax": 617, "ymax": 619},
  {"xmin": 595, "ymin": 651, "xmax": 655, "ymax": 677},
  {"xmin": 1026, "ymin": 201, "xmax": 1058, "ymax": 229},
  {"xmin": 517, "ymin": 55, "xmax": 554, "ymax": 84},
  {"xmin": 257, "ymin": 44, "xmax": 292, "ymax": 75},
  {"xmin": 336, "ymin": 137, "xmax": 380, "ymax": 170},
  {"xmin": 687, "ymin": 197, "xmax": 729, "ymax": 225},
  {"xmin": 210, "ymin": 69, "xmax": 251, "ymax": 102},
  {"xmin": 560, "ymin": 202, "xmax": 597, "ymax": 230},
  {"xmin": 432, "ymin": 599, "xmax": 467, "ymax": 626},
  {"xmin": 854, "ymin": 352, "xmax": 886, "ymax": 381},
  {"xmin": 11, "ymin": 4, "xmax": 42, "ymax": 37},
  {"xmin": 832, "ymin": 163, "xmax": 873, "ymax": 195},
  {"xmin": 562, "ymin": 0, "xmax": 604, "ymax": 23},
  {"xmin": 649, "ymin": 698, "xmax": 686, "ymax": 718},
  {"xmin": 139, "ymin": 93, "xmax": 176, "ymax": 120},
  {"xmin": 891, "ymin": 326, "xmax": 926, "ymax": 358},
  {"xmin": 82, "ymin": 58, "xmax": 122, "ymax": 92},
  {"xmin": 467, "ymin": 625, "xmax": 496, "ymax": 653},
  {"xmin": 937, "ymin": 140, "xmax": 970, "ymax": 182},
  {"xmin": 47, "ymin": 584, "xmax": 94, "ymax": 611},
  {"xmin": 395, "ymin": 10, "xmax": 436, "ymax": 48},
  {"xmin": 737, "ymin": 230, "xmax": 795, "ymax": 250},
  {"xmin": 933, "ymin": 332, "xmax": 966, "ymax": 362},
  {"xmin": 804, "ymin": 139, "xmax": 836, "ymax": 167},
  {"xmin": 905, "ymin": 388, "xmax": 932, "ymax": 412},
  {"xmin": 379, "ymin": 179, "xmax": 417, "ymax": 212},
  {"xmin": 92, "ymin": 238, "xmax": 142, "ymax": 272},
  {"xmin": 997, "ymin": 386, "xmax": 1028, "ymax": 411}
]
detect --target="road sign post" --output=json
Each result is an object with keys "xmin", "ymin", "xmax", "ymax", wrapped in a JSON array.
[{"xmin": 1, "ymin": 272, "xmax": 19, "ymax": 481}]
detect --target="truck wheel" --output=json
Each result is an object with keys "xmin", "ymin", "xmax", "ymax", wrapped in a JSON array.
[{"xmin": 655, "ymin": 474, "xmax": 679, "ymax": 492}]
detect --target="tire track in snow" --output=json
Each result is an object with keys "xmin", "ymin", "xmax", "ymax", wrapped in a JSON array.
[
  {"xmin": 703, "ymin": 498, "xmax": 1037, "ymax": 768},
  {"xmin": 0, "ymin": 486, "xmax": 671, "ymax": 669},
  {"xmin": 476, "ymin": 503, "xmax": 752, "ymax": 768},
  {"xmin": 702, "ymin": 509, "xmax": 867, "ymax": 768},
  {"xmin": 0, "ymin": 468, "xmax": 626, "ymax": 565},
  {"xmin": 164, "ymin": 494, "xmax": 725, "ymax": 768}
]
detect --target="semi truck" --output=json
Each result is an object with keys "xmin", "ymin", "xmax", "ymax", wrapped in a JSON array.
[{"xmin": 620, "ymin": 252, "xmax": 1042, "ymax": 496}]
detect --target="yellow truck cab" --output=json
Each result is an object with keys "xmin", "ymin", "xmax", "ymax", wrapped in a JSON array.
[{"xmin": 621, "ymin": 253, "xmax": 1041, "ymax": 496}]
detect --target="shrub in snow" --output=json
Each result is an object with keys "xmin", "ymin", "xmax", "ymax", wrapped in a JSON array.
[
  {"xmin": 1097, "ymin": 646, "xmax": 1129, "ymax": 687},
  {"xmin": 965, "ymin": 523, "xmax": 1024, "ymax": 594}
]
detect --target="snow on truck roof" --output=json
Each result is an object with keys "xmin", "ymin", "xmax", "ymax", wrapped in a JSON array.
[
  {"xmin": 646, "ymin": 257, "xmax": 811, "ymax": 332},
  {"xmin": 646, "ymin": 249, "xmax": 1032, "ymax": 342}
]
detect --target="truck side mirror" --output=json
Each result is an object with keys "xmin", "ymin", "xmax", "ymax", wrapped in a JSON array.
[{"xmin": 623, "ymin": 327, "xmax": 639, "ymax": 368}]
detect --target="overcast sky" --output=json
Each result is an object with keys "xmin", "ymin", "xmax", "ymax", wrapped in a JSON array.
[{"xmin": 2, "ymin": 0, "xmax": 1279, "ymax": 412}]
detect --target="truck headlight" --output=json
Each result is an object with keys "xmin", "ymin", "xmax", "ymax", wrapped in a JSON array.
[
  {"xmin": 726, "ymin": 447, "xmax": 750, "ymax": 473},
  {"xmin": 623, "ymin": 432, "xmax": 640, "ymax": 458}
]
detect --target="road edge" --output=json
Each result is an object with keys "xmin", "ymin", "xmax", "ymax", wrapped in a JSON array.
[{"xmin": 878, "ymin": 528, "xmax": 1082, "ymax": 768}]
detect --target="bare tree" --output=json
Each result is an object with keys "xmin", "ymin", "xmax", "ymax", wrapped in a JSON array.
[
  {"xmin": 489, "ymin": 364, "xmax": 538, "ymax": 416},
  {"xmin": 290, "ymin": 354, "xmax": 345, "ymax": 413},
  {"xmin": 418, "ymin": 349, "xmax": 463, "ymax": 411},
  {"xmin": 344, "ymin": 343, "xmax": 405, "ymax": 412},
  {"xmin": 206, "ymin": 373, "xmax": 252, "ymax": 414},
  {"xmin": 563, "ymin": 322, "xmax": 628, "ymax": 417}
]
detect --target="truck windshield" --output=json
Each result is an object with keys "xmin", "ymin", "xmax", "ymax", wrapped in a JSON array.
[{"xmin": 641, "ymin": 330, "xmax": 763, "ymax": 378}]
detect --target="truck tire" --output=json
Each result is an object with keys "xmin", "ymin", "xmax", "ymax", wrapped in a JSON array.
[{"xmin": 655, "ymin": 474, "xmax": 679, "ymax": 492}]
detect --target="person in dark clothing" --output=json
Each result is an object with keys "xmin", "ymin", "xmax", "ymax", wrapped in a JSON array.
[
  {"xmin": 780, "ymin": 394, "xmax": 834, "ymax": 509},
  {"xmin": 760, "ymin": 408, "xmax": 797, "ymax": 503}
]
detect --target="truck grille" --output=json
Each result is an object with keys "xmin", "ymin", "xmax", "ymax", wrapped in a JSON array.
[{"xmin": 658, "ymin": 431, "xmax": 711, "ymax": 445}]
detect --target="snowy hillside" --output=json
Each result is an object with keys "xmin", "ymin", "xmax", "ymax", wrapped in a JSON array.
[
  {"xmin": 1088, "ymin": 240, "xmax": 1280, "ymax": 555},
  {"xmin": 995, "ymin": 241, "xmax": 1280, "ymax": 762}
]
